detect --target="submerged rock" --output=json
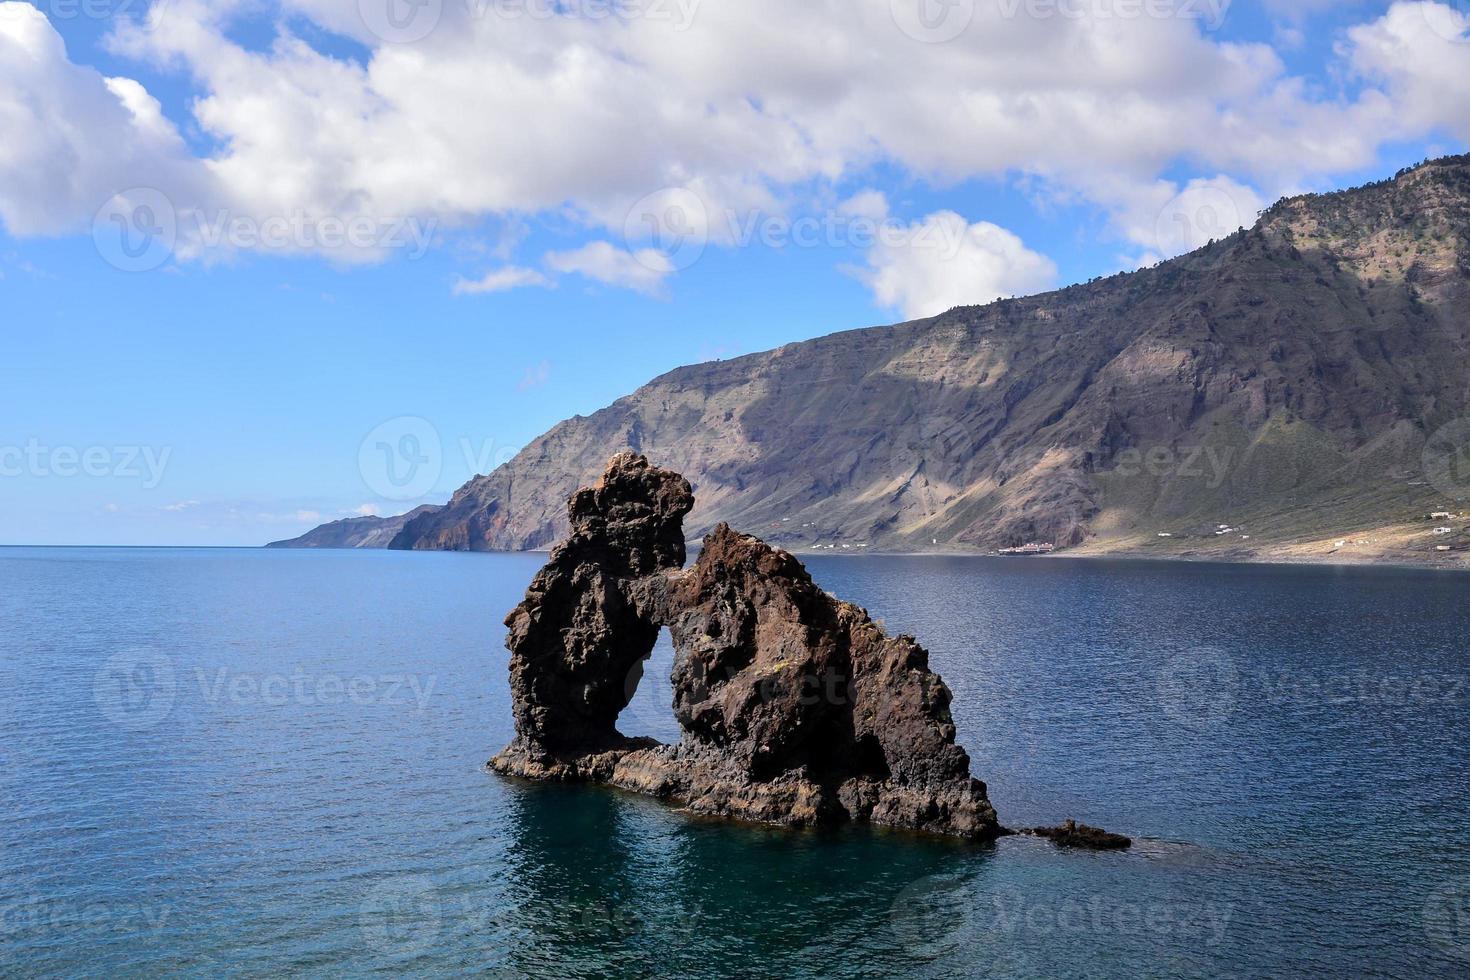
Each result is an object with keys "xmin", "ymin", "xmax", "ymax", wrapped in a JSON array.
[
  {"xmin": 491, "ymin": 453, "xmax": 1003, "ymax": 839},
  {"xmin": 1022, "ymin": 820, "xmax": 1133, "ymax": 850}
]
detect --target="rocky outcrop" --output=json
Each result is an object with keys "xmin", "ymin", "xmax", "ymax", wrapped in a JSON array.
[
  {"xmin": 1022, "ymin": 820, "xmax": 1133, "ymax": 850},
  {"xmin": 495, "ymin": 452, "xmax": 692, "ymax": 767},
  {"xmin": 491, "ymin": 453, "xmax": 1002, "ymax": 840},
  {"xmin": 265, "ymin": 504, "xmax": 441, "ymax": 549}
]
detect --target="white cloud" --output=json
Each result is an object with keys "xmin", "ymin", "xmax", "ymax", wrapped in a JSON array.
[
  {"xmin": 839, "ymin": 189, "xmax": 890, "ymax": 222},
  {"xmin": 1273, "ymin": 24, "xmax": 1307, "ymax": 51},
  {"xmin": 857, "ymin": 211, "xmax": 1058, "ymax": 320},
  {"xmin": 350, "ymin": 504, "xmax": 379, "ymax": 517},
  {"xmin": 544, "ymin": 241, "xmax": 673, "ymax": 296},
  {"xmin": 1346, "ymin": 3, "xmax": 1470, "ymax": 140},
  {"xmin": 453, "ymin": 265, "xmax": 552, "ymax": 295},
  {"xmin": 0, "ymin": 0, "xmax": 1467, "ymax": 271},
  {"xmin": 0, "ymin": 4, "xmax": 203, "ymax": 236},
  {"xmin": 162, "ymin": 500, "xmax": 201, "ymax": 512},
  {"xmin": 1106, "ymin": 174, "xmax": 1269, "ymax": 261},
  {"xmin": 518, "ymin": 360, "xmax": 552, "ymax": 391}
]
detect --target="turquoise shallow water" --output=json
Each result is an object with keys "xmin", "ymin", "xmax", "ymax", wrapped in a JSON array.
[{"xmin": 2, "ymin": 547, "xmax": 1469, "ymax": 977}]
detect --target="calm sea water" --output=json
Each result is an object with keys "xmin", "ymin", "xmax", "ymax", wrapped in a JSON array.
[{"xmin": 2, "ymin": 547, "xmax": 1469, "ymax": 978}]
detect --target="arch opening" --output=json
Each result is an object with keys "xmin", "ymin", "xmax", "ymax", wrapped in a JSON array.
[{"xmin": 617, "ymin": 626, "xmax": 681, "ymax": 745}]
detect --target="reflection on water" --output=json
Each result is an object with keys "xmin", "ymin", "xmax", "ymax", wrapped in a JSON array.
[{"xmin": 486, "ymin": 781, "xmax": 999, "ymax": 979}]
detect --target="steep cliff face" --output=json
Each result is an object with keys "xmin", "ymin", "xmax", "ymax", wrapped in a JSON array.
[
  {"xmin": 280, "ymin": 157, "xmax": 1470, "ymax": 556},
  {"xmin": 266, "ymin": 505, "xmax": 441, "ymax": 549}
]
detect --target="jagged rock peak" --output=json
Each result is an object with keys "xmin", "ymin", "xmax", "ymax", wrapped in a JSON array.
[{"xmin": 563, "ymin": 450, "xmax": 694, "ymax": 576}]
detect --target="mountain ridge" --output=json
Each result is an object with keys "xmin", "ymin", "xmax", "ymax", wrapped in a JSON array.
[
  {"xmin": 274, "ymin": 155, "xmax": 1470, "ymax": 565},
  {"xmin": 265, "ymin": 504, "xmax": 441, "ymax": 549}
]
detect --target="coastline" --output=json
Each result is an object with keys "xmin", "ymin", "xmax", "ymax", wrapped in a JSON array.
[
  {"xmin": 774, "ymin": 540, "xmax": 1470, "ymax": 572},
  {"xmin": 787, "ymin": 549, "xmax": 1470, "ymax": 572},
  {"xmin": 18, "ymin": 541, "xmax": 1465, "ymax": 573}
]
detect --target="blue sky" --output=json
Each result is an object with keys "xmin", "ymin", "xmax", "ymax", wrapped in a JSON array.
[{"xmin": 2, "ymin": 0, "xmax": 1467, "ymax": 544}]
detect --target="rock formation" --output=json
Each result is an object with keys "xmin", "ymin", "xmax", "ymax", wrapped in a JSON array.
[
  {"xmin": 491, "ymin": 452, "xmax": 1002, "ymax": 840},
  {"xmin": 495, "ymin": 452, "xmax": 693, "ymax": 771},
  {"xmin": 1022, "ymin": 820, "xmax": 1133, "ymax": 851}
]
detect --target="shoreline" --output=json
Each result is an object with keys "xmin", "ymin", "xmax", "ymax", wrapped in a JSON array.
[
  {"xmin": 774, "ymin": 545, "xmax": 1470, "ymax": 572},
  {"xmin": 7, "ymin": 542, "xmax": 1469, "ymax": 573}
]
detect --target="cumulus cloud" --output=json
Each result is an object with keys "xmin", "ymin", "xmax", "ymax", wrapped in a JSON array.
[
  {"xmin": 1347, "ymin": 2, "xmax": 1470, "ymax": 140},
  {"xmin": 453, "ymin": 265, "xmax": 553, "ymax": 295},
  {"xmin": 0, "ymin": 0, "xmax": 1468, "ymax": 273},
  {"xmin": 518, "ymin": 360, "xmax": 552, "ymax": 391},
  {"xmin": 0, "ymin": 4, "xmax": 204, "ymax": 236},
  {"xmin": 1102, "ymin": 174, "xmax": 1269, "ymax": 263},
  {"xmin": 857, "ymin": 211, "xmax": 1058, "ymax": 320},
  {"xmin": 838, "ymin": 190, "xmax": 890, "ymax": 222},
  {"xmin": 544, "ymin": 241, "xmax": 674, "ymax": 296}
]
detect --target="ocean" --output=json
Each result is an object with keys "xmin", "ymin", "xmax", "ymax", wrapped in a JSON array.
[{"xmin": 3, "ymin": 547, "xmax": 1468, "ymax": 977}]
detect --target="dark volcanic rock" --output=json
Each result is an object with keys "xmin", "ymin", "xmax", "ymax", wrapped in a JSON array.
[
  {"xmin": 653, "ymin": 524, "xmax": 998, "ymax": 836},
  {"xmin": 494, "ymin": 452, "xmax": 692, "ymax": 764},
  {"xmin": 491, "ymin": 453, "xmax": 1002, "ymax": 840},
  {"xmin": 1022, "ymin": 820, "xmax": 1133, "ymax": 850}
]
